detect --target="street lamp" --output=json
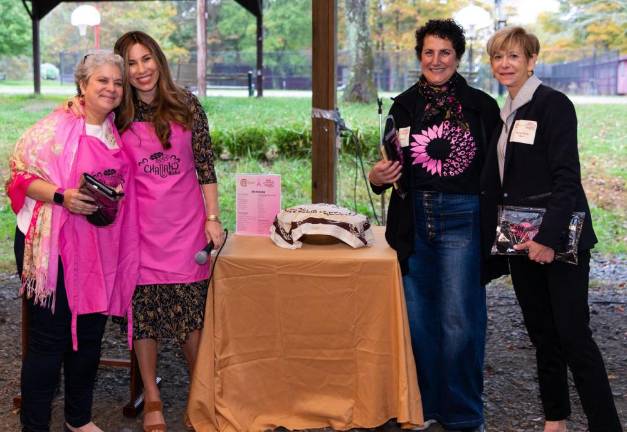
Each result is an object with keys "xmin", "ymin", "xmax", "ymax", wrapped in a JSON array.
[
  {"xmin": 453, "ymin": 4, "xmax": 492, "ymax": 83},
  {"xmin": 71, "ymin": 5, "xmax": 101, "ymax": 49}
]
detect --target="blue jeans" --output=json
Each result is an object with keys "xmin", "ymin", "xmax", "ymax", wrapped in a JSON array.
[{"xmin": 403, "ymin": 192, "xmax": 486, "ymax": 429}]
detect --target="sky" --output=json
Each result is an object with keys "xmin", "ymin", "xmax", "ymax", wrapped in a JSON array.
[{"xmin": 505, "ymin": 0, "xmax": 561, "ymax": 24}]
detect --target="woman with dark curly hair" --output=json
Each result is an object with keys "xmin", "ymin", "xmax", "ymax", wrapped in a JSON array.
[{"xmin": 368, "ymin": 19, "xmax": 501, "ymax": 431}]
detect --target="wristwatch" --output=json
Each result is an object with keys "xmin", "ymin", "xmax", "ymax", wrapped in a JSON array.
[{"xmin": 53, "ymin": 188, "xmax": 65, "ymax": 206}]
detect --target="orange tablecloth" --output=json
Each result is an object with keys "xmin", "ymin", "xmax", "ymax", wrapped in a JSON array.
[{"xmin": 187, "ymin": 226, "xmax": 423, "ymax": 431}]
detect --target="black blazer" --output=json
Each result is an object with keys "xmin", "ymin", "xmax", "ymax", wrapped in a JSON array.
[
  {"xmin": 371, "ymin": 73, "xmax": 501, "ymax": 283},
  {"xmin": 480, "ymin": 84, "xmax": 597, "ymax": 262}
]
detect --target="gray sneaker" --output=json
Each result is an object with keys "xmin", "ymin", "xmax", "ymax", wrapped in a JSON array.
[{"xmin": 409, "ymin": 420, "xmax": 442, "ymax": 431}]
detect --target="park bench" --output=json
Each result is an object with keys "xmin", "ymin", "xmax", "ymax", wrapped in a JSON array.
[{"xmin": 173, "ymin": 63, "xmax": 254, "ymax": 94}]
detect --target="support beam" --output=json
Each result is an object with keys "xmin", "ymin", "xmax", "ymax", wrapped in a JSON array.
[
  {"xmin": 32, "ymin": 17, "xmax": 41, "ymax": 95},
  {"xmin": 311, "ymin": 0, "xmax": 337, "ymax": 204},
  {"xmin": 256, "ymin": 10, "xmax": 263, "ymax": 97},
  {"xmin": 197, "ymin": 0, "xmax": 207, "ymax": 97}
]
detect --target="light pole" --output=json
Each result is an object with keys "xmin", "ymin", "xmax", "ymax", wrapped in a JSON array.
[
  {"xmin": 71, "ymin": 5, "xmax": 101, "ymax": 51},
  {"xmin": 453, "ymin": 4, "xmax": 491, "ymax": 84},
  {"xmin": 494, "ymin": 0, "xmax": 507, "ymax": 95}
]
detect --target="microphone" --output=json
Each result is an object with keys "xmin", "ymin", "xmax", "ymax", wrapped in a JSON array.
[{"xmin": 194, "ymin": 242, "xmax": 214, "ymax": 265}]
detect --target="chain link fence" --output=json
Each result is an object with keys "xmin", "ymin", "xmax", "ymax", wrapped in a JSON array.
[{"xmin": 29, "ymin": 48, "xmax": 627, "ymax": 96}]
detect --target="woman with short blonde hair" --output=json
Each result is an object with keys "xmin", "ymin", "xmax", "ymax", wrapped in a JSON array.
[{"xmin": 481, "ymin": 26, "xmax": 622, "ymax": 432}]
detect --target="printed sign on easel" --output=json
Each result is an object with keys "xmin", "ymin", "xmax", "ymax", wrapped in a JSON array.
[{"xmin": 235, "ymin": 174, "xmax": 282, "ymax": 236}]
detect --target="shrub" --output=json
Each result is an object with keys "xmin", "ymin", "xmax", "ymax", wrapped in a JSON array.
[{"xmin": 211, "ymin": 124, "xmax": 379, "ymax": 161}]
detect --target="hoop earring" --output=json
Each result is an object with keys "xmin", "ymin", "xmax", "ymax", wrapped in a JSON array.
[{"xmin": 528, "ymin": 70, "xmax": 534, "ymax": 77}]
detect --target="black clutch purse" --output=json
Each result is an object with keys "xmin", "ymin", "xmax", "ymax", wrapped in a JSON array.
[
  {"xmin": 380, "ymin": 115, "xmax": 406, "ymax": 199},
  {"xmin": 80, "ymin": 173, "xmax": 125, "ymax": 227}
]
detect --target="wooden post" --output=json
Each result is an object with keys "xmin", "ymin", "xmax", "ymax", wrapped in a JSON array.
[
  {"xmin": 311, "ymin": 0, "xmax": 337, "ymax": 204},
  {"xmin": 197, "ymin": 0, "xmax": 207, "ymax": 97},
  {"xmin": 32, "ymin": 17, "xmax": 41, "ymax": 95},
  {"xmin": 256, "ymin": 10, "xmax": 264, "ymax": 97}
]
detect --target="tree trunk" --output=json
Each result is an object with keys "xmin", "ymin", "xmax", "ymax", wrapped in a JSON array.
[
  {"xmin": 343, "ymin": 0, "xmax": 377, "ymax": 103},
  {"xmin": 197, "ymin": 0, "xmax": 207, "ymax": 97},
  {"xmin": 206, "ymin": 0, "xmax": 221, "ymax": 73}
]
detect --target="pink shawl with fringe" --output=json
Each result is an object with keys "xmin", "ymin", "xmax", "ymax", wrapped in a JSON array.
[
  {"xmin": 7, "ymin": 110, "xmax": 81, "ymax": 307},
  {"xmin": 7, "ymin": 110, "xmax": 139, "ymax": 349}
]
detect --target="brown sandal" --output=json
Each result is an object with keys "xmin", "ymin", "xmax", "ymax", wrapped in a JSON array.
[
  {"xmin": 143, "ymin": 400, "xmax": 167, "ymax": 432},
  {"xmin": 183, "ymin": 413, "xmax": 195, "ymax": 431}
]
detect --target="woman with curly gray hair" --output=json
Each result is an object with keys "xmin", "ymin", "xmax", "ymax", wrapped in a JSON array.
[{"xmin": 7, "ymin": 51, "xmax": 137, "ymax": 432}]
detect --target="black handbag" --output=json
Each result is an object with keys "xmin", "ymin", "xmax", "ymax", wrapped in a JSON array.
[
  {"xmin": 80, "ymin": 173, "xmax": 125, "ymax": 227},
  {"xmin": 380, "ymin": 115, "xmax": 406, "ymax": 199}
]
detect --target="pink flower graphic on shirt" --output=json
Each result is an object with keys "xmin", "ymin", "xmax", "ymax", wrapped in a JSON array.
[
  {"xmin": 410, "ymin": 121, "xmax": 477, "ymax": 177},
  {"xmin": 411, "ymin": 123, "xmax": 446, "ymax": 175}
]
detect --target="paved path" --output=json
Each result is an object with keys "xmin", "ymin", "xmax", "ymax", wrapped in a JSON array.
[{"xmin": 1, "ymin": 84, "xmax": 626, "ymax": 104}]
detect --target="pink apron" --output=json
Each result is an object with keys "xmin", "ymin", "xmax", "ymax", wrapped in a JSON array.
[
  {"xmin": 59, "ymin": 128, "xmax": 138, "ymax": 349},
  {"xmin": 122, "ymin": 122, "xmax": 208, "ymax": 285}
]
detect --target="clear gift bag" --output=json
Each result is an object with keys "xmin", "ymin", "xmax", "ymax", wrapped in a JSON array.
[{"xmin": 491, "ymin": 205, "xmax": 585, "ymax": 265}]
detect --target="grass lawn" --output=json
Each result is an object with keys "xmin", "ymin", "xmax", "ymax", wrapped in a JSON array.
[
  {"xmin": 0, "ymin": 94, "xmax": 624, "ymax": 271},
  {"xmin": 0, "ymin": 80, "xmax": 75, "ymax": 88}
]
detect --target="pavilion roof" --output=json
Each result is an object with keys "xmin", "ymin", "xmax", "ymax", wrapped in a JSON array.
[{"xmin": 23, "ymin": 0, "xmax": 261, "ymax": 20}]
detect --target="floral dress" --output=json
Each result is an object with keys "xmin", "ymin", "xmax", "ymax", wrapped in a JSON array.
[{"xmin": 126, "ymin": 91, "xmax": 217, "ymax": 343}]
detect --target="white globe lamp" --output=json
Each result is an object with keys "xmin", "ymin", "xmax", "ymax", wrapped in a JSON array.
[
  {"xmin": 454, "ymin": 5, "xmax": 492, "ymax": 35},
  {"xmin": 453, "ymin": 4, "xmax": 492, "ymax": 82},
  {"xmin": 71, "ymin": 5, "xmax": 101, "ymax": 37}
]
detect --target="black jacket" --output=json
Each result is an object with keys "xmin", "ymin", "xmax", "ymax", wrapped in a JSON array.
[
  {"xmin": 480, "ymin": 84, "xmax": 597, "ymax": 263},
  {"xmin": 371, "ymin": 73, "xmax": 501, "ymax": 283}
]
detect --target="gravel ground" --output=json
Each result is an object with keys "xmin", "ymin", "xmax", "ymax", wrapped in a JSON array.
[{"xmin": 0, "ymin": 254, "xmax": 624, "ymax": 432}]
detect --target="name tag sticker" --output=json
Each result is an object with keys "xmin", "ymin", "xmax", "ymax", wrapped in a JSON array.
[
  {"xmin": 399, "ymin": 127, "xmax": 411, "ymax": 148},
  {"xmin": 510, "ymin": 120, "xmax": 537, "ymax": 145}
]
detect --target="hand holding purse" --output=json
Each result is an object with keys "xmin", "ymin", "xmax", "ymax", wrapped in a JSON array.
[
  {"xmin": 491, "ymin": 205, "xmax": 585, "ymax": 265},
  {"xmin": 79, "ymin": 173, "xmax": 124, "ymax": 227}
]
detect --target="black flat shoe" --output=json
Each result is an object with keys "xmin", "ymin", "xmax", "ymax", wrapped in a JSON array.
[{"xmin": 457, "ymin": 425, "xmax": 485, "ymax": 432}]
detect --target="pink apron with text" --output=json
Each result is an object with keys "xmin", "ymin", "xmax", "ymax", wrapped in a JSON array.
[
  {"xmin": 122, "ymin": 122, "xmax": 208, "ymax": 285},
  {"xmin": 59, "ymin": 129, "xmax": 138, "ymax": 349}
]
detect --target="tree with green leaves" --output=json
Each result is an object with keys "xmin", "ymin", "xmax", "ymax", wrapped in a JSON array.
[
  {"xmin": 217, "ymin": 0, "xmax": 256, "ymax": 63},
  {"xmin": 537, "ymin": 0, "xmax": 626, "ymax": 61},
  {"xmin": 0, "ymin": 0, "xmax": 31, "ymax": 56},
  {"xmin": 263, "ymin": 0, "xmax": 311, "ymax": 79},
  {"xmin": 170, "ymin": 1, "xmax": 198, "ymax": 55},
  {"xmin": 41, "ymin": 2, "xmax": 187, "ymax": 65},
  {"xmin": 567, "ymin": 0, "xmax": 626, "ymax": 52}
]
